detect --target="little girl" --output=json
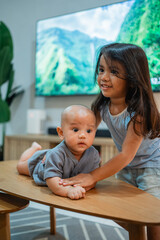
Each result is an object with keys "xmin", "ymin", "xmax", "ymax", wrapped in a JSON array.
[{"xmin": 60, "ymin": 43, "xmax": 160, "ymax": 240}]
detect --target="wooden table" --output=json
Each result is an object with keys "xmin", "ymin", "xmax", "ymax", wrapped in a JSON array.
[
  {"xmin": 0, "ymin": 192, "xmax": 29, "ymax": 240},
  {"xmin": 0, "ymin": 160, "xmax": 160, "ymax": 240}
]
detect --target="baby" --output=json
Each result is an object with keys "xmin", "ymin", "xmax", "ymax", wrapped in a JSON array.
[{"xmin": 17, "ymin": 105, "xmax": 100, "ymax": 199}]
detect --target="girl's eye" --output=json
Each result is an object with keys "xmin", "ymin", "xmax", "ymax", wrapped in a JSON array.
[
  {"xmin": 73, "ymin": 128, "xmax": 78, "ymax": 132},
  {"xmin": 87, "ymin": 129, "xmax": 91, "ymax": 133},
  {"xmin": 98, "ymin": 67, "xmax": 104, "ymax": 74},
  {"xmin": 111, "ymin": 69, "xmax": 119, "ymax": 75}
]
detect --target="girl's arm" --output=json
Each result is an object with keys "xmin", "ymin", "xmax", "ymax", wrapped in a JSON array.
[
  {"xmin": 46, "ymin": 177, "xmax": 86, "ymax": 199},
  {"xmin": 60, "ymin": 120, "xmax": 143, "ymax": 188}
]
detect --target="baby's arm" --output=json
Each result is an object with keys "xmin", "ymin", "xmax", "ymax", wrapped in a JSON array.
[{"xmin": 46, "ymin": 177, "xmax": 86, "ymax": 200}]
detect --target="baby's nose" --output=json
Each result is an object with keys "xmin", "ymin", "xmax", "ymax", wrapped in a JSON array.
[{"xmin": 79, "ymin": 132, "xmax": 86, "ymax": 138}]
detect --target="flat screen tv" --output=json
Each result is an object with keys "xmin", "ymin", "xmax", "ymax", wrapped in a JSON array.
[{"xmin": 35, "ymin": 0, "xmax": 160, "ymax": 96}]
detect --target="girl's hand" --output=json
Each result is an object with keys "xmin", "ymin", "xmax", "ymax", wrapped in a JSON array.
[
  {"xmin": 59, "ymin": 173, "xmax": 96, "ymax": 191},
  {"xmin": 67, "ymin": 186, "xmax": 86, "ymax": 200}
]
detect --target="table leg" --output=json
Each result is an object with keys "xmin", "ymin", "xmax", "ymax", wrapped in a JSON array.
[
  {"xmin": 128, "ymin": 224, "xmax": 147, "ymax": 240},
  {"xmin": 0, "ymin": 213, "xmax": 10, "ymax": 240},
  {"xmin": 50, "ymin": 206, "xmax": 56, "ymax": 234}
]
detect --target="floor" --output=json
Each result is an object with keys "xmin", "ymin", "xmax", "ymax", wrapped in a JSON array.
[
  {"xmin": 11, "ymin": 203, "xmax": 128, "ymax": 240},
  {"xmin": 30, "ymin": 201, "xmax": 120, "ymax": 228}
]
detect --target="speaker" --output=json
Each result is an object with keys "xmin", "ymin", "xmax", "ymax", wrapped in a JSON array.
[{"xmin": 27, "ymin": 109, "xmax": 46, "ymax": 134}]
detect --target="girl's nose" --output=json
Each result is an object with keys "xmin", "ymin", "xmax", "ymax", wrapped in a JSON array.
[{"xmin": 101, "ymin": 71, "xmax": 109, "ymax": 81}]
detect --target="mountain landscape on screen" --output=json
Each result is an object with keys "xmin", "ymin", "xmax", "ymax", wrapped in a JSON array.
[
  {"xmin": 117, "ymin": 0, "xmax": 160, "ymax": 92},
  {"xmin": 35, "ymin": 0, "xmax": 132, "ymax": 96},
  {"xmin": 35, "ymin": 0, "xmax": 160, "ymax": 96},
  {"xmin": 36, "ymin": 28, "xmax": 105, "ymax": 96}
]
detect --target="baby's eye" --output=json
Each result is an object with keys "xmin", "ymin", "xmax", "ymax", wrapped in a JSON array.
[
  {"xmin": 87, "ymin": 129, "xmax": 91, "ymax": 133},
  {"xmin": 73, "ymin": 128, "xmax": 78, "ymax": 132}
]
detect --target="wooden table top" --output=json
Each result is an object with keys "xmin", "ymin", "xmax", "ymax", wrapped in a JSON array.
[
  {"xmin": 0, "ymin": 160, "xmax": 160, "ymax": 226},
  {"xmin": 0, "ymin": 192, "xmax": 29, "ymax": 214}
]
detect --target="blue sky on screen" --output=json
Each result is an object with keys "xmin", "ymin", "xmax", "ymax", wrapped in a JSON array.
[{"xmin": 37, "ymin": 0, "xmax": 134, "ymax": 41}]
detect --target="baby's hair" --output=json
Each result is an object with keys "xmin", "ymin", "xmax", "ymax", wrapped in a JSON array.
[
  {"xmin": 61, "ymin": 105, "xmax": 96, "ymax": 127},
  {"xmin": 92, "ymin": 43, "xmax": 160, "ymax": 139}
]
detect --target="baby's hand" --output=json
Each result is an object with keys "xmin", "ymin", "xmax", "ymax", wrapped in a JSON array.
[{"xmin": 67, "ymin": 186, "xmax": 86, "ymax": 200}]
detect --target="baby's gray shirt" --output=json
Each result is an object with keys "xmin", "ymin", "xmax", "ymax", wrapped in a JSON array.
[{"xmin": 28, "ymin": 141, "xmax": 100, "ymax": 185}]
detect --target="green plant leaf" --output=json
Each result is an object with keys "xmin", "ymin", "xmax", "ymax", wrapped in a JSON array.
[
  {"xmin": 5, "ymin": 64, "xmax": 14, "ymax": 100},
  {"xmin": 0, "ymin": 98, "xmax": 10, "ymax": 122},
  {"xmin": 6, "ymin": 85, "xmax": 24, "ymax": 106},
  {"xmin": 0, "ymin": 21, "xmax": 13, "ymax": 59},
  {"xmin": 0, "ymin": 47, "xmax": 12, "ymax": 86}
]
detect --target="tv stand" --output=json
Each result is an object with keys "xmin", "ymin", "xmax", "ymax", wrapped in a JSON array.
[
  {"xmin": 48, "ymin": 127, "xmax": 111, "ymax": 138},
  {"xmin": 4, "ymin": 134, "xmax": 118, "ymax": 164}
]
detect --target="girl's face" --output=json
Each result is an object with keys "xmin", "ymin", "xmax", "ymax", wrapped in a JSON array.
[{"xmin": 97, "ymin": 55, "xmax": 128, "ymax": 101}]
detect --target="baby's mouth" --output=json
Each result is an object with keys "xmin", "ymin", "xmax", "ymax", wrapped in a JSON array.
[{"xmin": 78, "ymin": 142, "xmax": 86, "ymax": 145}]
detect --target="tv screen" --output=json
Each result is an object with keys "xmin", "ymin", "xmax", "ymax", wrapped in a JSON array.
[{"xmin": 35, "ymin": 0, "xmax": 160, "ymax": 96}]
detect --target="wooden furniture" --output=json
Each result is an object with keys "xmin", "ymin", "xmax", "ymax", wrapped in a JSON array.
[
  {"xmin": 0, "ymin": 160, "xmax": 160, "ymax": 240},
  {"xmin": 4, "ymin": 134, "xmax": 118, "ymax": 164},
  {"xmin": 0, "ymin": 192, "xmax": 29, "ymax": 240}
]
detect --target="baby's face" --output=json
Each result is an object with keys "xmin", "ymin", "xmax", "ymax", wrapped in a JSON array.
[{"xmin": 62, "ymin": 108, "xmax": 96, "ymax": 159}]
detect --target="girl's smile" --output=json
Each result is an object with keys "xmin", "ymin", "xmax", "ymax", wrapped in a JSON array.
[{"xmin": 100, "ymin": 82, "xmax": 112, "ymax": 90}]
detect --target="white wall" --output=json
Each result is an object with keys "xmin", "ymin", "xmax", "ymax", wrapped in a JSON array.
[{"xmin": 1, "ymin": 0, "xmax": 160, "ymax": 141}]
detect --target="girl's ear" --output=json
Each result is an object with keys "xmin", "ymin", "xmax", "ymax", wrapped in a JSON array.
[{"xmin": 57, "ymin": 126, "xmax": 64, "ymax": 140}]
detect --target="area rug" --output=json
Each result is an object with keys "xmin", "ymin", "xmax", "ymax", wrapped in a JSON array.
[{"xmin": 10, "ymin": 207, "xmax": 129, "ymax": 240}]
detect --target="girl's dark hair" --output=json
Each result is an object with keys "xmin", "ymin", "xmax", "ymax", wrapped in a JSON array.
[{"xmin": 91, "ymin": 43, "xmax": 160, "ymax": 139}]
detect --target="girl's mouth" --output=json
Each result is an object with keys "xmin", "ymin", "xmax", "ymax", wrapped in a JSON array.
[{"xmin": 101, "ymin": 84, "xmax": 112, "ymax": 89}]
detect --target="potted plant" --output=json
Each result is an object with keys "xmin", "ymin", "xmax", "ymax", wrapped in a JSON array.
[{"xmin": 0, "ymin": 21, "xmax": 24, "ymax": 160}]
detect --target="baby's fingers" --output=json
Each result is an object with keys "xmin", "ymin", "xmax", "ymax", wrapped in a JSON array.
[
  {"xmin": 81, "ymin": 189, "xmax": 86, "ymax": 198},
  {"xmin": 69, "ymin": 188, "xmax": 86, "ymax": 200},
  {"xmin": 76, "ymin": 188, "xmax": 86, "ymax": 199}
]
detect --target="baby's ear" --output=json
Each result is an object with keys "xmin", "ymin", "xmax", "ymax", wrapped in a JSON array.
[{"xmin": 57, "ymin": 126, "xmax": 64, "ymax": 140}]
